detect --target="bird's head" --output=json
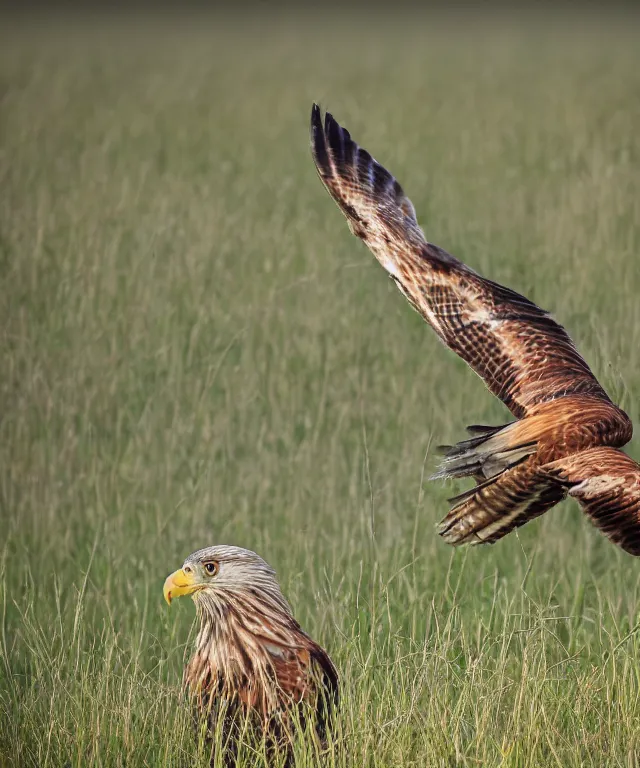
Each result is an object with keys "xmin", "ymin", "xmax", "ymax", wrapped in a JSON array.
[{"xmin": 163, "ymin": 545, "xmax": 292, "ymax": 616}]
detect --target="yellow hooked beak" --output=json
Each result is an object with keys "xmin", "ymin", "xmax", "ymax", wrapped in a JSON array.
[{"xmin": 163, "ymin": 568, "xmax": 200, "ymax": 605}]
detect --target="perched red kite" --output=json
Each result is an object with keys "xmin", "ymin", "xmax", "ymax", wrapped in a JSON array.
[
  {"xmin": 310, "ymin": 104, "xmax": 640, "ymax": 554},
  {"xmin": 164, "ymin": 545, "xmax": 338, "ymax": 765}
]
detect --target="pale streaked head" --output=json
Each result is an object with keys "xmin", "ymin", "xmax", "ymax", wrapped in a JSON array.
[{"xmin": 163, "ymin": 544, "xmax": 292, "ymax": 615}]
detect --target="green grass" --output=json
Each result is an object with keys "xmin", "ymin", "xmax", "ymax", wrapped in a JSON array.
[{"xmin": 1, "ymin": 10, "xmax": 640, "ymax": 767}]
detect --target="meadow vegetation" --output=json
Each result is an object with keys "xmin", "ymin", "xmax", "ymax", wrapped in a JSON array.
[{"xmin": 1, "ymin": 11, "xmax": 640, "ymax": 767}]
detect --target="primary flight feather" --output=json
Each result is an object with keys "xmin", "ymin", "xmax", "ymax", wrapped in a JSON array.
[{"xmin": 310, "ymin": 103, "xmax": 640, "ymax": 555}]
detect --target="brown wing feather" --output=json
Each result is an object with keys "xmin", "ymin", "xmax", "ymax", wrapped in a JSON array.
[
  {"xmin": 261, "ymin": 635, "xmax": 338, "ymax": 704},
  {"xmin": 260, "ymin": 638, "xmax": 338, "ymax": 746},
  {"xmin": 253, "ymin": 617, "xmax": 339, "ymax": 744},
  {"xmin": 437, "ymin": 459, "xmax": 566, "ymax": 544},
  {"xmin": 543, "ymin": 447, "xmax": 640, "ymax": 555},
  {"xmin": 310, "ymin": 104, "xmax": 610, "ymax": 419}
]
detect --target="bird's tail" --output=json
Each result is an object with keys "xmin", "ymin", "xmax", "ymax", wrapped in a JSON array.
[{"xmin": 431, "ymin": 422, "xmax": 537, "ymax": 482}]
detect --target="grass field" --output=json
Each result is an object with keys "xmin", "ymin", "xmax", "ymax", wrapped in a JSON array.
[{"xmin": 1, "ymin": 10, "xmax": 640, "ymax": 767}]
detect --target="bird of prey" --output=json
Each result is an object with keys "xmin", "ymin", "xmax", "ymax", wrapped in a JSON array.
[
  {"xmin": 163, "ymin": 545, "xmax": 338, "ymax": 766},
  {"xmin": 310, "ymin": 103, "xmax": 640, "ymax": 555}
]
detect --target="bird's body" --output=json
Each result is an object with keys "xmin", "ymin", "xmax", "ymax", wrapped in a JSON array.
[
  {"xmin": 164, "ymin": 546, "xmax": 338, "ymax": 766},
  {"xmin": 310, "ymin": 104, "xmax": 640, "ymax": 554}
]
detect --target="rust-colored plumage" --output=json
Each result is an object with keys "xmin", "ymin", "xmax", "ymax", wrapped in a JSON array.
[
  {"xmin": 164, "ymin": 546, "xmax": 338, "ymax": 766},
  {"xmin": 310, "ymin": 104, "xmax": 640, "ymax": 554}
]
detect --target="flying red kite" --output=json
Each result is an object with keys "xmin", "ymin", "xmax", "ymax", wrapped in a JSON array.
[{"xmin": 310, "ymin": 104, "xmax": 639, "ymax": 554}]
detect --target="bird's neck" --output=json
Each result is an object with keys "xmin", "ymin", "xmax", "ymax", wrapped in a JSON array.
[{"xmin": 185, "ymin": 590, "xmax": 304, "ymax": 715}]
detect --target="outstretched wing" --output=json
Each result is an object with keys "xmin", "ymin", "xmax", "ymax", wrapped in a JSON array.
[
  {"xmin": 310, "ymin": 104, "xmax": 610, "ymax": 419},
  {"xmin": 543, "ymin": 447, "xmax": 640, "ymax": 556}
]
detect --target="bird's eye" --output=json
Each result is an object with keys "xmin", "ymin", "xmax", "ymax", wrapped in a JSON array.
[{"xmin": 204, "ymin": 561, "xmax": 218, "ymax": 576}]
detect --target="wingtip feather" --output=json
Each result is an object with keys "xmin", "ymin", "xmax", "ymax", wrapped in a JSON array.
[
  {"xmin": 312, "ymin": 105, "xmax": 356, "ymax": 172},
  {"xmin": 310, "ymin": 103, "xmax": 331, "ymax": 177}
]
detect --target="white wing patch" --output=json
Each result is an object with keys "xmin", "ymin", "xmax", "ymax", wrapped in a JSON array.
[
  {"xmin": 571, "ymin": 475, "xmax": 626, "ymax": 498},
  {"xmin": 381, "ymin": 255, "xmax": 402, "ymax": 280},
  {"xmin": 467, "ymin": 305, "xmax": 504, "ymax": 331}
]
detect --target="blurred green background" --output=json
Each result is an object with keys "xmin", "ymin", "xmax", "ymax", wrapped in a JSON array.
[{"xmin": 1, "ymin": 9, "xmax": 639, "ymax": 767}]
